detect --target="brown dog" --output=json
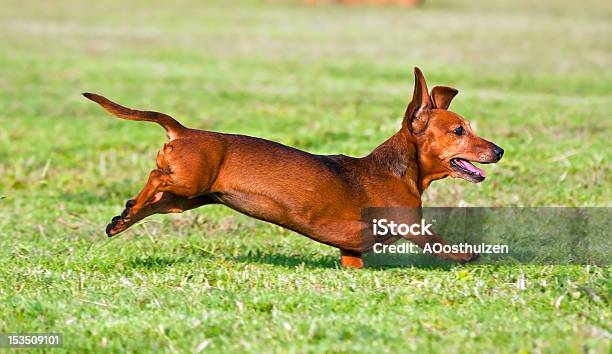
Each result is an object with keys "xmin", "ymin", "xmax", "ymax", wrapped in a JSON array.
[{"xmin": 84, "ymin": 67, "xmax": 503, "ymax": 268}]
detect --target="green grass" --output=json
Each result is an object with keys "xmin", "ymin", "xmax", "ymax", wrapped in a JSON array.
[{"xmin": 0, "ymin": 0, "xmax": 610, "ymax": 352}]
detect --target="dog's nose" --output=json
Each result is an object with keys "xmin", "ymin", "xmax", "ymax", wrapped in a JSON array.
[{"xmin": 493, "ymin": 145, "xmax": 504, "ymax": 161}]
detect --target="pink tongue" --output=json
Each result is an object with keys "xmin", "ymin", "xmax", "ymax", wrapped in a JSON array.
[{"xmin": 456, "ymin": 159, "xmax": 485, "ymax": 177}]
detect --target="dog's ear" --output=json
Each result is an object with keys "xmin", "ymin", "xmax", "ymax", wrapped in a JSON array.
[
  {"xmin": 404, "ymin": 67, "xmax": 431, "ymax": 134},
  {"xmin": 431, "ymin": 86, "xmax": 458, "ymax": 110}
]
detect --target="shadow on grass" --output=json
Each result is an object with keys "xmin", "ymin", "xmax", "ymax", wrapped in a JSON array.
[
  {"xmin": 114, "ymin": 250, "xmax": 459, "ymax": 271},
  {"xmin": 126, "ymin": 255, "xmax": 195, "ymax": 270},
  {"xmin": 108, "ymin": 252, "xmax": 337, "ymax": 271},
  {"xmin": 365, "ymin": 263, "xmax": 456, "ymax": 271},
  {"xmin": 81, "ymin": 255, "xmax": 198, "ymax": 272},
  {"xmin": 235, "ymin": 250, "xmax": 340, "ymax": 269},
  {"xmin": 234, "ymin": 250, "xmax": 459, "ymax": 270}
]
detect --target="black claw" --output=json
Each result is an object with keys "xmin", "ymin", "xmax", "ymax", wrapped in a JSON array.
[
  {"xmin": 125, "ymin": 199, "xmax": 136, "ymax": 208},
  {"xmin": 111, "ymin": 215, "xmax": 121, "ymax": 223},
  {"xmin": 121, "ymin": 208, "xmax": 129, "ymax": 218},
  {"xmin": 105, "ymin": 223, "xmax": 114, "ymax": 237}
]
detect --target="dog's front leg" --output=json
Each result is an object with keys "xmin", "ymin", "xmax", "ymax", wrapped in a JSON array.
[
  {"xmin": 340, "ymin": 250, "xmax": 364, "ymax": 269},
  {"xmin": 407, "ymin": 230, "xmax": 478, "ymax": 263}
]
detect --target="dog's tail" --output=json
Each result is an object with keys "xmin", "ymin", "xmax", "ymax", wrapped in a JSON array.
[{"xmin": 82, "ymin": 93, "xmax": 186, "ymax": 139}]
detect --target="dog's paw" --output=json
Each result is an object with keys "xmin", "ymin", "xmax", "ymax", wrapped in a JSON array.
[
  {"xmin": 466, "ymin": 252, "xmax": 480, "ymax": 263},
  {"xmin": 120, "ymin": 199, "xmax": 136, "ymax": 218},
  {"xmin": 444, "ymin": 251, "xmax": 479, "ymax": 264},
  {"xmin": 106, "ymin": 216, "xmax": 130, "ymax": 237},
  {"xmin": 106, "ymin": 200, "xmax": 135, "ymax": 237},
  {"xmin": 125, "ymin": 199, "xmax": 136, "ymax": 208},
  {"xmin": 458, "ymin": 252, "xmax": 479, "ymax": 264},
  {"xmin": 106, "ymin": 218, "xmax": 118, "ymax": 237}
]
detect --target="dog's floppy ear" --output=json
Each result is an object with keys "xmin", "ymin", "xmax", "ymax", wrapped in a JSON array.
[
  {"xmin": 431, "ymin": 86, "xmax": 458, "ymax": 110},
  {"xmin": 404, "ymin": 67, "xmax": 431, "ymax": 134}
]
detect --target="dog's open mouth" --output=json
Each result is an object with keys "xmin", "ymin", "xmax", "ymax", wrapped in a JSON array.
[{"xmin": 450, "ymin": 158, "xmax": 485, "ymax": 183}]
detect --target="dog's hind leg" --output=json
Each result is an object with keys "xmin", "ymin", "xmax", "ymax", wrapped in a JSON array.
[
  {"xmin": 105, "ymin": 169, "xmax": 213, "ymax": 236},
  {"xmin": 340, "ymin": 250, "xmax": 364, "ymax": 269},
  {"xmin": 407, "ymin": 231, "xmax": 478, "ymax": 263}
]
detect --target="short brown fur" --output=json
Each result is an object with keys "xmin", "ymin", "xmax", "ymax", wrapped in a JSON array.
[{"xmin": 84, "ymin": 67, "xmax": 503, "ymax": 268}]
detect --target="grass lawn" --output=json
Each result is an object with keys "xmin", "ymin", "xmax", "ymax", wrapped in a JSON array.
[{"xmin": 0, "ymin": 0, "xmax": 610, "ymax": 352}]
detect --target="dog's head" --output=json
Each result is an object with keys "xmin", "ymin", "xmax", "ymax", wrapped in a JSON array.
[{"xmin": 403, "ymin": 67, "xmax": 503, "ymax": 183}]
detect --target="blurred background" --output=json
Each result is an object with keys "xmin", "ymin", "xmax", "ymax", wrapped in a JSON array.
[{"xmin": 1, "ymin": 0, "xmax": 610, "ymax": 208}]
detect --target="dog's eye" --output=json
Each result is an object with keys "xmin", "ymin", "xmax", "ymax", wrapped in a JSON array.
[{"xmin": 452, "ymin": 126, "xmax": 465, "ymax": 136}]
